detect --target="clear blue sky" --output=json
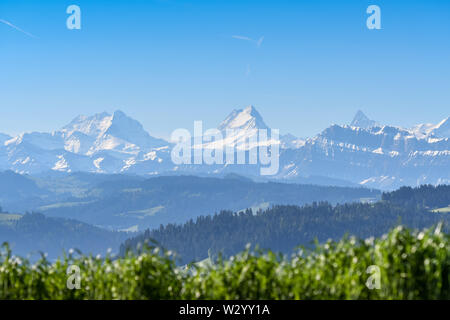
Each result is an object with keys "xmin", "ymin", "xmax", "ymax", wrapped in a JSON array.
[{"xmin": 1, "ymin": 0, "xmax": 449, "ymax": 139}]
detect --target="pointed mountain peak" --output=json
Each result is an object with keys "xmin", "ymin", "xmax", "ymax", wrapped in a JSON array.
[
  {"xmin": 112, "ymin": 109, "xmax": 128, "ymax": 119},
  {"xmin": 107, "ymin": 110, "xmax": 145, "ymax": 134},
  {"xmin": 353, "ymin": 109, "xmax": 367, "ymax": 118},
  {"xmin": 109, "ymin": 110, "xmax": 142, "ymax": 129},
  {"xmin": 104, "ymin": 110, "xmax": 168, "ymax": 149},
  {"xmin": 218, "ymin": 105, "xmax": 269, "ymax": 131},
  {"xmin": 350, "ymin": 110, "xmax": 378, "ymax": 129},
  {"xmin": 61, "ymin": 110, "xmax": 167, "ymax": 153},
  {"xmin": 63, "ymin": 110, "xmax": 142, "ymax": 137},
  {"xmin": 62, "ymin": 112, "xmax": 113, "ymax": 138},
  {"xmin": 243, "ymin": 105, "xmax": 257, "ymax": 114}
]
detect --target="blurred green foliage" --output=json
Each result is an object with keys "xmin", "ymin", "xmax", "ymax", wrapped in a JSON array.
[{"xmin": 1, "ymin": 225, "xmax": 448, "ymax": 300}]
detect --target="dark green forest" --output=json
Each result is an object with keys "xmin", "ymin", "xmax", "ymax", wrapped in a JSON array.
[
  {"xmin": 382, "ymin": 184, "xmax": 450, "ymax": 209},
  {"xmin": 122, "ymin": 185, "xmax": 450, "ymax": 264}
]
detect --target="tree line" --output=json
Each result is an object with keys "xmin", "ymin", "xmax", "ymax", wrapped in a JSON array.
[{"xmin": 121, "ymin": 185, "xmax": 449, "ymax": 264}]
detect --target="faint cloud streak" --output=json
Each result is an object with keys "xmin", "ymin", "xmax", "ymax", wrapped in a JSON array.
[
  {"xmin": 0, "ymin": 18, "xmax": 39, "ymax": 39},
  {"xmin": 232, "ymin": 35, "xmax": 264, "ymax": 47}
]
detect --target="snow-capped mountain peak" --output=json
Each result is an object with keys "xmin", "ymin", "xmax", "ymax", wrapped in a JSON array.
[
  {"xmin": 0, "ymin": 107, "xmax": 448, "ymax": 190},
  {"xmin": 62, "ymin": 111, "xmax": 113, "ymax": 139},
  {"xmin": 197, "ymin": 106, "xmax": 277, "ymax": 151},
  {"xmin": 411, "ymin": 116, "xmax": 450, "ymax": 139},
  {"xmin": 103, "ymin": 110, "xmax": 165, "ymax": 148},
  {"xmin": 218, "ymin": 105, "xmax": 269, "ymax": 132},
  {"xmin": 350, "ymin": 110, "xmax": 378, "ymax": 129},
  {"xmin": 60, "ymin": 110, "xmax": 168, "ymax": 155},
  {"xmin": 0, "ymin": 110, "xmax": 173, "ymax": 175},
  {"xmin": 213, "ymin": 106, "xmax": 306, "ymax": 150}
]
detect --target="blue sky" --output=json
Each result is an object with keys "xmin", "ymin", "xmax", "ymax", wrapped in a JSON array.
[{"xmin": 1, "ymin": 0, "xmax": 449, "ymax": 139}]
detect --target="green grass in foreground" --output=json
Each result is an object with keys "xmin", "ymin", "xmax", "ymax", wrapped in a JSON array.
[{"xmin": 0, "ymin": 225, "xmax": 448, "ymax": 300}]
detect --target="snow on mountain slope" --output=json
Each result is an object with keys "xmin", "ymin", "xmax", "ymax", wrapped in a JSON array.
[
  {"xmin": 208, "ymin": 105, "xmax": 273, "ymax": 150},
  {"xmin": 0, "ymin": 110, "xmax": 170, "ymax": 174},
  {"xmin": 5, "ymin": 132, "xmax": 65, "ymax": 151},
  {"xmin": 351, "ymin": 109, "xmax": 450, "ymax": 140},
  {"xmin": 412, "ymin": 117, "xmax": 450, "ymax": 139},
  {"xmin": 178, "ymin": 107, "xmax": 448, "ymax": 188},
  {"xmin": 0, "ymin": 107, "xmax": 448, "ymax": 190},
  {"xmin": 275, "ymin": 120, "xmax": 450, "ymax": 189},
  {"xmin": 280, "ymin": 133, "xmax": 306, "ymax": 149},
  {"xmin": 201, "ymin": 105, "xmax": 298, "ymax": 151},
  {"xmin": 62, "ymin": 110, "xmax": 168, "ymax": 155},
  {"xmin": 62, "ymin": 112, "xmax": 112, "ymax": 138},
  {"xmin": 63, "ymin": 131, "xmax": 96, "ymax": 154},
  {"xmin": 94, "ymin": 110, "xmax": 168, "ymax": 153},
  {"xmin": 218, "ymin": 105, "xmax": 269, "ymax": 132},
  {"xmin": 60, "ymin": 110, "xmax": 170, "ymax": 172}
]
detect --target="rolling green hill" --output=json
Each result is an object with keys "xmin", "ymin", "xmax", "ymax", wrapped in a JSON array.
[
  {"xmin": 38, "ymin": 175, "xmax": 380, "ymax": 230},
  {"xmin": 122, "ymin": 185, "xmax": 449, "ymax": 264},
  {"xmin": 0, "ymin": 212, "xmax": 127, "ymax": 260}
]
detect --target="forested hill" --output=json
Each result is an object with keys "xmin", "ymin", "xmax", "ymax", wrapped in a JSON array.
[
  {"xmin": 382, "ymin": 184, "xmax": 450, "ymax": 209},
  {"xmin": 121, "ymin": 185, "xmax": 450, "ymax": 264},
  {"xmin": 38, "ymin": 175, "xmax": 380, "ymax": 230},
  {"xmin": 0, "ymin": 212, "xmax": 127, "ymax": 259}
]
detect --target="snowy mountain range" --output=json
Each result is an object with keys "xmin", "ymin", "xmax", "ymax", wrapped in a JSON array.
[{"xmin": 0, "ymin": 107, "xmax": 448, "ymax": 189}]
